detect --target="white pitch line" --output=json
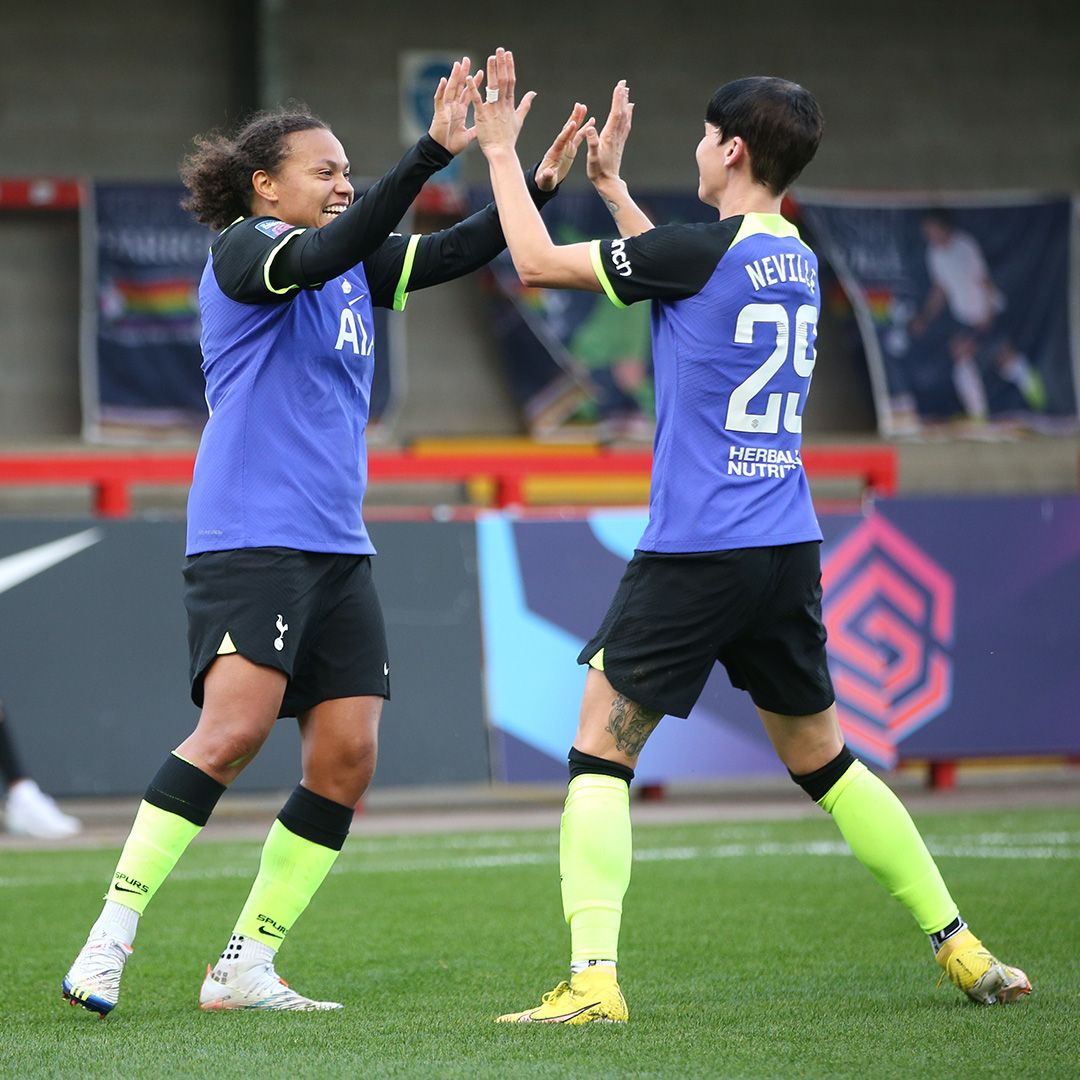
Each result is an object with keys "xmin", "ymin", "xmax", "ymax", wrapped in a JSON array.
[{"xmin": 1, "ymin": 836, "xmax": 1076, "ymax": 890}]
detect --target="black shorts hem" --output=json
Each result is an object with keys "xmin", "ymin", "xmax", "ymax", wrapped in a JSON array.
[
  {"xmin": 743, "ymin": 688, "xmax": 836, "ymax": 718},
  {"xmin": 579, "ymin": 543, "xmax": 832, "ymax": 721}
]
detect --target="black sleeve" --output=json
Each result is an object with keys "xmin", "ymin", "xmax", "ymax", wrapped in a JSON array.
[
  {"xmin": 363, "ymin": 166, "xmax": 560, "ymax": 310},
  {"xmin": 592, "ymin": 219, "xmax": 742, "ymax": 306},
  {"xmin": 209, "ymin": 135, "xmax": 453, "ymax": 304}
]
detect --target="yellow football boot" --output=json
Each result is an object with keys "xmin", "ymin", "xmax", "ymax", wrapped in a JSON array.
[
  {"xmin": 936, "ymin": 928, "xmax": 1031, "ymax": 1005},
  {"xmin": 496, "ymin": 965, "xmax": 628, "ymax": 1024}
]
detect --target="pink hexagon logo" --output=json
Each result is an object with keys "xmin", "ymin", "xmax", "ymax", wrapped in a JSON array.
[{"xmin": 821, "ymin": 515, "xmax": 954, "ymax": 767}]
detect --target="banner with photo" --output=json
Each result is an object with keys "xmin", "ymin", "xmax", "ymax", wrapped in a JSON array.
[
  {"xmin": 473, "ymin": 189, "xmax": 713, "ymax": 439},
  {"xmin": 81, "ymin": 182, "xmax": 402, "ymax": 442},
  {"xmin": 81, "ymin": 182, "xmax": 211, "ymax": 438},
  {"xmin": 798, "ymin": 194, "xmax": 1079, "ymax": 438}
]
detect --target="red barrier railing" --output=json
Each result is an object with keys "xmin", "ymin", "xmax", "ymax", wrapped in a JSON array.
[{"xmin": 0, "ymin": 445, "xmax": 897, "ymax": 518}]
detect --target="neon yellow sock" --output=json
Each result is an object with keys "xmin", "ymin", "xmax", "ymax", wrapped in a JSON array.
[
  {"xmin": 820, "ymin": 760, "xmax": 958, "ymax": 933},
  {"xmin": 232, "ymin": 820, "xmax": 341, "ymax": 951},
  {"xmin": 107, "ymin": 802, "xmax": 203, "ymax": 914},
  {"xmin": 560, "ymin": 773, "xmax": 632, "ymax": 964}
]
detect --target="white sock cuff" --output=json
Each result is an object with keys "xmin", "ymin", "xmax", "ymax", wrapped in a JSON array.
[
  {"xmin": 216, "ymin": 933, "xmax": 275, "ymax": 969},
  {"xmin": 94, "ymin": 899, "xmax": 140, "ymax": 947},
  {"xmin": 570, "ymin": 959, "xmax": 617, "ymax": 975}
]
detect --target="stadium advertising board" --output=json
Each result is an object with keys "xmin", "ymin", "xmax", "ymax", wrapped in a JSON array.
[
  {"xmin": 0, "ymin": 520, "xmax": 487, "ymax": 796},
  {"xmin": 3, "ymin": 502, "xmax": 1076, "ymax": 795},
  {"xmin": 478, "ymin": 498, "xmax": 1080, "ymax": 780}
]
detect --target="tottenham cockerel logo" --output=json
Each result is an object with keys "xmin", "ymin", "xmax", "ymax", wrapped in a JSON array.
[{"xmin": 822, "ymin": 515, "xmax": 954, "ymax": 768}]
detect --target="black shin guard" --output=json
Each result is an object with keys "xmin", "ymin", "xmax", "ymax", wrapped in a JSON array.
[
  {"xmin": 567, "ymin": 747, "xmax": 635, "ymax": 786},
  {"xmin": 789, "ymin": 745, "xmax": 856, "ymax": 802},
  {"xmin": 277, "ymin": 784, "xmax": 353, "ymax": 851},
  {"xmin": 144, "ymin": 753, "xmax": 227, "ymax": 826}
]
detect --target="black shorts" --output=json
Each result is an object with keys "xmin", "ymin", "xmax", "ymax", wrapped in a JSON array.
[
  {"xmin": 943, "ymin": 313, "xmax": 1008, "ymax": 360},
  {"xmin": 183, "ymin": 547, "xmax": 390, "ymax": 718},
  {"xmin": 577, "ymin": 542, "xmax": 834, "ymax": 719}
]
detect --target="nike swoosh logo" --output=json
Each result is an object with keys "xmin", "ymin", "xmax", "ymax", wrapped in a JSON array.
[
  {"xmin": 347, "ymin": 295, "xmax": 367, "ymax": 306},
  {"xmin": 258, "ymin": 926, "xmax": 284, "ymax": 939},
  {"xmin": 113, "ymin": 883, "xmax": 144, "ymax": 894},
  {"xmin": 533, "ymin": 1001, "xmax": 601, "ymax": 1023},
  {"xmin": 0, "ymin": 528, "xmax": 103, "ymax": 597}
]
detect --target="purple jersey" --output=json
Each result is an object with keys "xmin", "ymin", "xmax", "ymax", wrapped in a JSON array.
[
  {"xmin": 186, "ymin": 174, "xmax": 560, "ymax": 556},
  {"xmin": 186, "ymin": 211, "xmax": 422, "ymax": 555},
  {"xmin": 591, "ymin": 213, "xmax": 823, "ymax": 553},
  {"xmin": 187, "ymin": 222, "xmax": 380, "ymax": 555}
]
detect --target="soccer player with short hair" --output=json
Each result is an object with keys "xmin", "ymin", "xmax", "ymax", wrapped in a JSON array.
[
  {"xmin": 61, "ymin": 58, "xmax": 588, "ymax": 1016},
  {"xmin": 471, "ymin": 49, "xmax": 1030, "ymax": 1023}
]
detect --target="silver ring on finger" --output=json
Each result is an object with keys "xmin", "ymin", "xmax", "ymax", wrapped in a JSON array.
[{"xmin": 486, "ymin": 88, "xmax": 500, "ymax": 103}]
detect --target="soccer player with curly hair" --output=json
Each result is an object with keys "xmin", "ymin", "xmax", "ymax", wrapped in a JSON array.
[{"xmin": 62, "ymin": 58, "xmax": 589, "ymax": 1016}]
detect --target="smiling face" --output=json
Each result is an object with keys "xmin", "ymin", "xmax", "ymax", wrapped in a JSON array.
[{"xmin": 251, "ymin": 127, "xmax": 353, "ymax": 228}]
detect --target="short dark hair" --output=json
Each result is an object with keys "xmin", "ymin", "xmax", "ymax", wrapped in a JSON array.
[
  {"xmin": 704, "ymin": 77, "xmax": 823, "ymax": 195},
  {"xmin": 179, "ymin": 104, "xmax": 329, "ymax": 231}
]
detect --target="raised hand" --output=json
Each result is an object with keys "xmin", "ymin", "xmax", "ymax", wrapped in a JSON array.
[
  {"xmin": 584, "ymin": 80, "xmax": 634, "ymax": 187},
  {"xmin": 428, "ymin": 57, "xmax": 479, "ymax": 155},
  {"xmin": 468, "ymin": 47, "xmax": 539, "ymax": 155},
  {"xmin": 535, "ymin": 103, "xmax": 594, "ymax": 192}
]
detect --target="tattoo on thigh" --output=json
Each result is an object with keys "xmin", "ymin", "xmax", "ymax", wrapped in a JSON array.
[{"xmin": 606, "ymin": 695, "xmax": 662, "ymax": 757}]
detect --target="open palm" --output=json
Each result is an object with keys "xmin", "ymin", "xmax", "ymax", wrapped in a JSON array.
[{"xmin": 428, "ymin": 57, "xmax": 478, "ymax": 155}]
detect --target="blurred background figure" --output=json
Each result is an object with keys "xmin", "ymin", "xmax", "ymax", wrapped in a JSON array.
[
  {"xmin": 910, "ymin": 208, "xmax": 1045, "ymax": 428},
  {"xmin": 1, "ymin": 697, "xmax": 81, "ymax": 839}
]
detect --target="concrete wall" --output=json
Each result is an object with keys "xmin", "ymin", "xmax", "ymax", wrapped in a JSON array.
[
  {"xmin": 0, "ymin": 214, "xmax": 81, "ymax": 436},
  {"xmin": 1, "ymin": 1, "xmax": 1076, "ymax": 439},
  {"xmin": 273, "ymin": 1, "xmax": 1080, "ymax": 193}
]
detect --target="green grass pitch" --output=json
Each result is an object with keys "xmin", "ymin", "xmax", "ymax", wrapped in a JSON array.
[{"xmin": 3, "ymin": 806, "xmax": 1077, "ymax": 1078}]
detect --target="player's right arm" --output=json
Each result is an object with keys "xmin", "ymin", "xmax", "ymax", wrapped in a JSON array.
[
  {"xmin": 588, "ymin": 221, "xmax": 736, "ymax": 306},
  {"xmin": 584, "ymin": 81, "xmax": 654, "ymax": 239}
]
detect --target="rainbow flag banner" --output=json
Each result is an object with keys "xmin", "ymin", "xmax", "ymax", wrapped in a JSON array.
[
  {"xmin": 83, "ymin": 182, "xmax": 213, "ymax": 436},
  {"xmin": 81, "ymin": 181, "xmax": 402, "ymax": 441}
]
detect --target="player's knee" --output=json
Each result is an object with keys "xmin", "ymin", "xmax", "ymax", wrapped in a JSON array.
[
  {"xmin": 568, "ymin": 746, "xmax": 635, "ymax": 786},
  {"xmin": 311, "ymin": 737, "xmax": 377, "ymax": 801},
  {"xmin": 189, "ymin": 726, "xmax": 267, "ymax": 778}
]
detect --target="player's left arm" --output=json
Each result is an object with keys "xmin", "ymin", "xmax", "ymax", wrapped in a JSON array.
[
  {"xmin": 585, "ymin": 80, "xmax": 655, "ymax": 239},
  {"xmin": 364, "ymin": 165, "xmax": 562, "ymax": 308}
]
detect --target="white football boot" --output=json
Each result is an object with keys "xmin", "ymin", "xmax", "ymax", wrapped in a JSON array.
[
  {"xmin": 62, "ymin": 931, "xmax": 133, "ymax": 1016},
  {"xmin": 199, "ymin": 958, "xmax": 342, "ymax": 1011},
  {"xmin": 5, "ymin": 779, "xmax": 81, "ymax": 839}
]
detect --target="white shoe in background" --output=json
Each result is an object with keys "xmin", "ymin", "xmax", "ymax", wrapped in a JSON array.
[{"xmin": 5, "ymin": 778, "xmax": 81, "ymax": 838}]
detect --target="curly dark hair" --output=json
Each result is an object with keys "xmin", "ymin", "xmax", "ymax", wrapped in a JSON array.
[{"xmin": 180, "ymin": 104, "xmax": 329, "ymax": 231}]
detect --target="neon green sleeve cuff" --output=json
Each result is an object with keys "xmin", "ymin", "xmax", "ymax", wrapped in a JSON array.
[
  {"xmin": 262, "ymin": 229, "xmax": 306, "ymax": 295},
  {"xmin": 589, "ymin": 239, "xmax": 628, "ymax": 309},
  {"xmin": 392, "ymin": 234, "xmax": 423, "ymax": 310}
]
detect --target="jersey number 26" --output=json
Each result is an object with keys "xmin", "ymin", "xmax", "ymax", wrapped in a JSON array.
[{"xmin": 726, "ymin": 302, "xmax": 818, "ymax": 434}]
